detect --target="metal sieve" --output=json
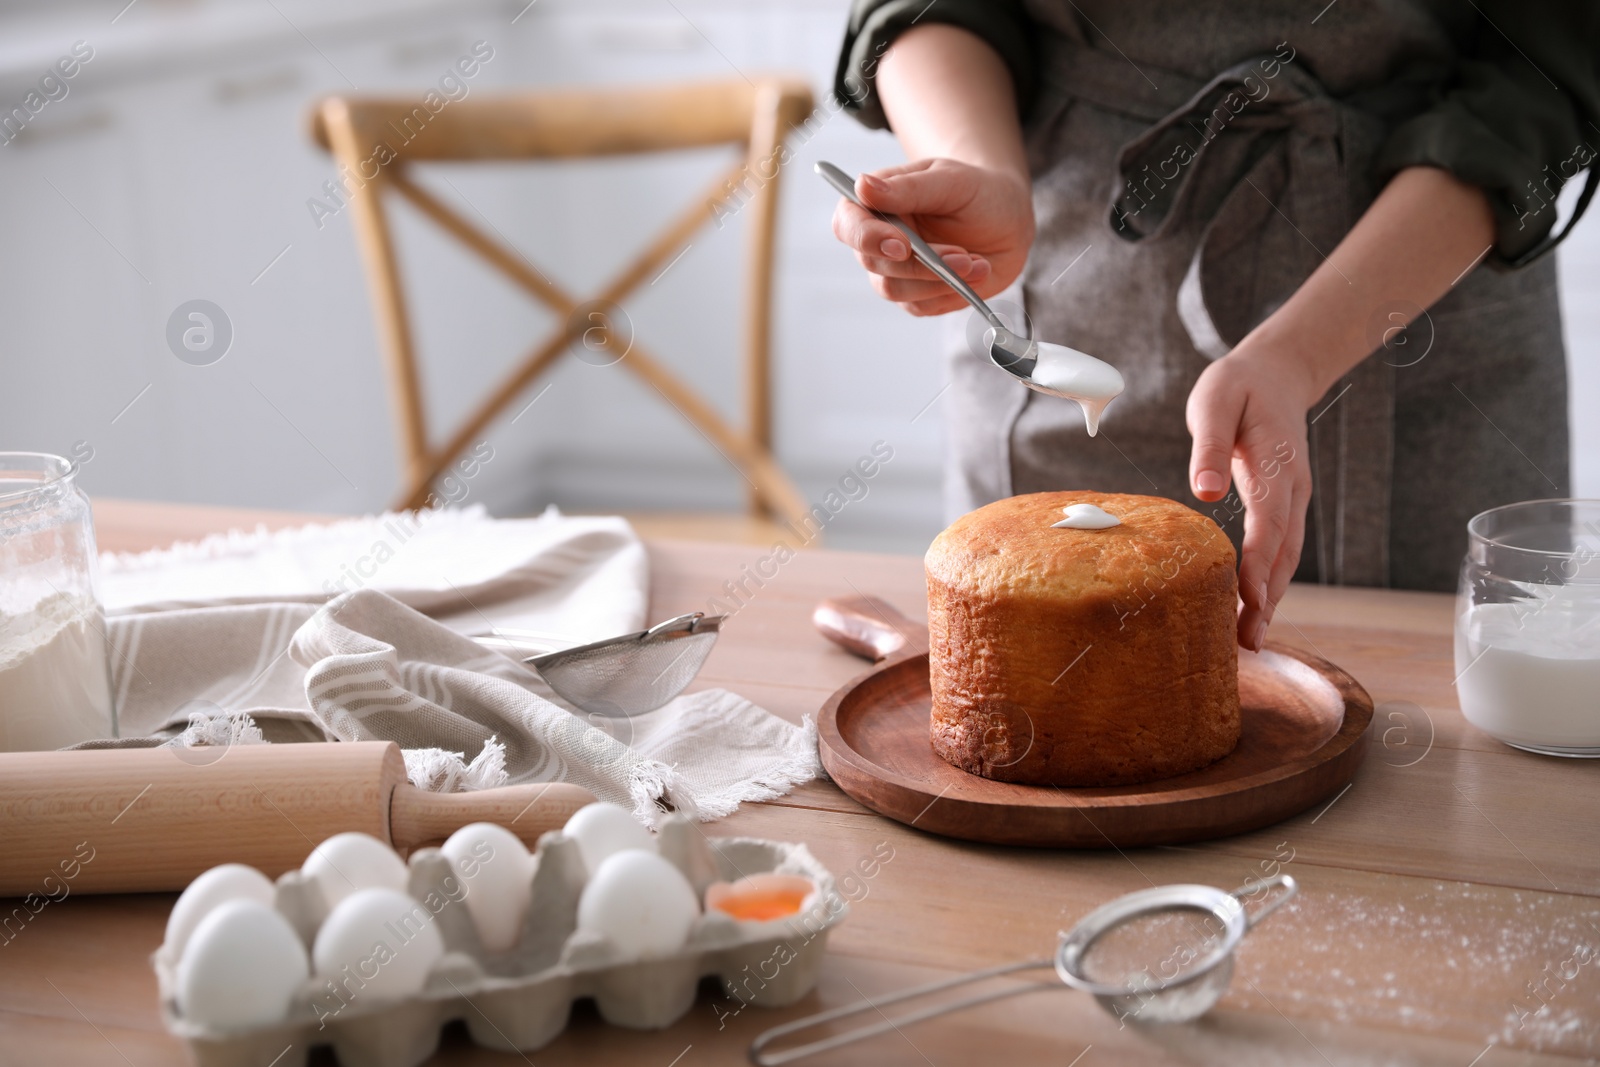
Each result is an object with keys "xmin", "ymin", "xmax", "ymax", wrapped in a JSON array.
[
  {"xmin": 473, "ymin": 612, "xmax": 723, "ymax": 718},
  {"xmin": 749, "ymin": 874, "xmax": 1296, "ymax": 1065}
]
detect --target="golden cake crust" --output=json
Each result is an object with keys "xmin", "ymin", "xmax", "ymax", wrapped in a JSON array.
[{"xmin": 925, "ymin": 491, "xmax": 1240, "ymax": 786}]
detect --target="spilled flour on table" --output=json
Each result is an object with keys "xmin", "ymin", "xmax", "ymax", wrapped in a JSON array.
[{"xmin": 1227, "ymin": 878, "xmax": 1600, "ymax": 1056}]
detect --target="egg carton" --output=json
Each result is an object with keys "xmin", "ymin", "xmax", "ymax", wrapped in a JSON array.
[{"xmin": 151, "ymin": 815, "xmax": 847, "ymax": 1067}]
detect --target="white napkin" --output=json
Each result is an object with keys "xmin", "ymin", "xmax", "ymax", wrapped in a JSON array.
[{"xmin": 100, "ymin": 504, "xmax": 648, "ymax": 646}]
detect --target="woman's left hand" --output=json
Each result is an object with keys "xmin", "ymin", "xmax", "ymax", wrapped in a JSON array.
[
  {"xmin": 1185, "ymin": 345, "xmax": 1319, "ymax": 651},
  {"xmin": 1184, "ymin": 166, "xmax": 1497, "ymax": 651}
]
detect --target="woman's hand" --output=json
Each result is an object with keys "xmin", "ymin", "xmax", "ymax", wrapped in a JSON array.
[
  {"xmin": 1188, "ymin": 167, "xmax": 1495, "ymax": 649},
  {"xmin": 843, "ymin": 23, "xmax": 1034, "ymax": 317},
  {"xmin": 831, "ymin": 159, "xmax": 1035, "ymax": 316},
  {"xmin": 1185, "ymin": 345, "xmax": 1318, "ymax": 651}
]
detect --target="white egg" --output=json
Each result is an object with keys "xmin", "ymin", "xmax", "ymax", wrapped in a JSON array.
[
  {"xmin": 301, "ymin": 832, "xmax": 409, "ymax": 910},
  {"xmin": 562, "ymin": 802, "xmax": 654, "ymax": 875},
  {"xmin": 576, "ymin": 849, "xmax": 700, "ymax": 960},
  {"xmin": 177, "ymin": 899, "xmax": 308, "ymax": 1030},
  {"xmin": 165, "ymin": 863, "xmax": 276, "ymax": 961},
  {"xmin": 313, "ymin": 887, "xmax": 444, "ymax": 1002},
  {"xmin": 441, "ymin": 822, "xmax": 533, "ymax": 953}
]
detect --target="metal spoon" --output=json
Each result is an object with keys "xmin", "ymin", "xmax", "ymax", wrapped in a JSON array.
[{"xmin": 815, "ymin": 161, "xmax": 1124, "ymax": 435}]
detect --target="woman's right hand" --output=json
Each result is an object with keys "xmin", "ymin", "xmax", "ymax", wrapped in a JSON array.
[{"xmin": 830, "ymin": 157, "xmax": 1035, "ymax": 317}]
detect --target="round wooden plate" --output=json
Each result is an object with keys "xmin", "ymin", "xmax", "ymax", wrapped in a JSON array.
[{"xmin": 817, "ymin": 640, "xmax": 1373, "ymax": 848}]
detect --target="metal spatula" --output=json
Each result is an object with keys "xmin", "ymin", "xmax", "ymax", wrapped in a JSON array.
[{"xmin": 475, "ymin": 613, "xmax": 724, "ymax": 718}]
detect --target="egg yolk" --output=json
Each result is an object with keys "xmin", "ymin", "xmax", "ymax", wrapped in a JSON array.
[{"xmin": 711, "ymin": 887, "xmax": 809, "ymax": 922}]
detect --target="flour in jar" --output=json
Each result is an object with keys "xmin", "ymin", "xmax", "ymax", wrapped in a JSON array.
[
  {"xmin": 1454, "ymin": 589, "xmax": 1600, "ymax": 753},
  {"xmin": 0, "ymin": 592, "xmax": 115, "ymax": 750}
]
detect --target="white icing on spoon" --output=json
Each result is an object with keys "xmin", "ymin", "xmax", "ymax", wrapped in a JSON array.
[
  {"xmin": 1028, "ymin": 344, "xmax": 1125, "ymax": 437},
  {"xmin": 1051, "ymin": 503, "xmax": 1121, "ymax": 530},
  {"xmin": 995, "ymin": 335, "xmax": 1126, "ymax": 436}
]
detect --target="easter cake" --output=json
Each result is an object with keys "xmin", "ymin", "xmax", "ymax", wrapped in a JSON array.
[{"xmin": 924, "ymin": 491, "xmax": 1240, "ymax": 787}]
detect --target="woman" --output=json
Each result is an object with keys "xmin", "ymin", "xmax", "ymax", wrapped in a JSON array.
[{"xmin": 830, "ymin": 2, "xmax": 1597, "ymax": 648}]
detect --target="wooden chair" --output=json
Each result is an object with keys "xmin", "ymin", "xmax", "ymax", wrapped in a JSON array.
[{"xmin": 309, "ymin": 78, "xmax": 815, "ymax": 540}]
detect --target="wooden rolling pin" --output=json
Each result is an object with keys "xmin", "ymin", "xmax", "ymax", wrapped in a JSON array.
[{"xmin": 0, "ymin": 742, "xmax": 595, "ymax": 896}]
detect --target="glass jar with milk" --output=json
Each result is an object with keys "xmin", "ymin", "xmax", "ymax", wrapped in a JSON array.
[
  {"xmin": 0, "ymin": 452, "xmax": 116, "ymax": 750},
  {"xmin": 1455, "ymin": 499, "xmax": 1600, "ymax": 756}
]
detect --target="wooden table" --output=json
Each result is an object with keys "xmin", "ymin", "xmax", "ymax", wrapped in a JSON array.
[{"xmin": 4, "ymin": 500, "xmax": 1596, "ymax": 1065}]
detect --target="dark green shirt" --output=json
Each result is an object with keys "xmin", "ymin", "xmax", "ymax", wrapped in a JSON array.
[{"xmin": 835, "ymin": 0, "xmax": 1599, "ymax": 265}]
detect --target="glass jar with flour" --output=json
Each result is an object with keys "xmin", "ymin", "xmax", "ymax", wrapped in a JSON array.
[
  {"xmin": 0, "ymin": 452, "xmax": 116, "ymax": 750},
  {"xmin": 1455, "ymin": 499, "xmax": 1600, "ymax": 757}
]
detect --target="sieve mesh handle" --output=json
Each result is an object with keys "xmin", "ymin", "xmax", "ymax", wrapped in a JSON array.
[
  {"xmin": 1230, "ymin": 873, "xmax": 1297, "ymax": 930},
  {"xmin": 748, "ymin": 958, "xmax": 1058, "ymax": 1066}
]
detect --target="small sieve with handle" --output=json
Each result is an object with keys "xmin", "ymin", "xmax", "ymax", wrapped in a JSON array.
[
  {"xmin": 749, "ymin": 874, "xmax": 1297, "ymax": 1065},
  {"xmin": 472, "ymin": 612, "xmax": 724, "ymax": 717}
]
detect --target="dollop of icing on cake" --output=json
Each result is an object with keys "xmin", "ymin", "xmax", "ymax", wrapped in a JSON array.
[{"xmin": 1051, "ymin": 503, "xmax": 1121, "ymax": 530}]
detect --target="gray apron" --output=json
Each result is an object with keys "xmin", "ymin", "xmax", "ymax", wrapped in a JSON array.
[{"xmin": 944, "ymin": 2, "xmax": 1570, "ymax": 592}]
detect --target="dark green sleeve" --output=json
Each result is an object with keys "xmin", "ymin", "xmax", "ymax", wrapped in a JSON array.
[
  {"xmin": 1374, "ymin": 0, "xmax": 1600, "ymax": 266},
  {"xmin": 833, "ymin": 0, "xmax": 1036, "ymax": 131}
]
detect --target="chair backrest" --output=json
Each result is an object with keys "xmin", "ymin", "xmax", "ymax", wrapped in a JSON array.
[{"xmin": 309, "ymin": 77, "xmax": 814, "ymax": 524}]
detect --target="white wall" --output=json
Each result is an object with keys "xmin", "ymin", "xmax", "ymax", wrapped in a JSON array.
[{"xmin": 0, "ymin": 0, "xmax": 1594, "ymax": 561}]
